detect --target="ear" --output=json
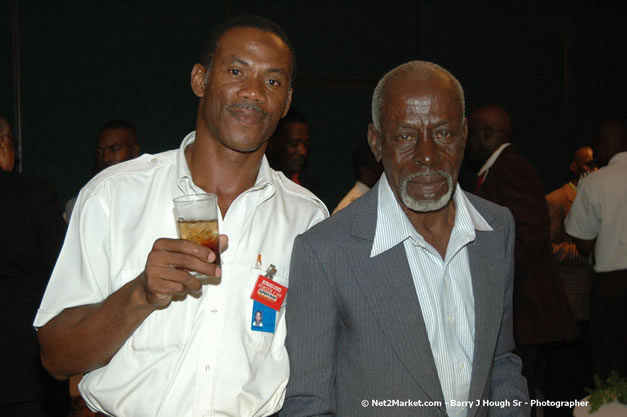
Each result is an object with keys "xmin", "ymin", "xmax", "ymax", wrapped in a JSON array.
[
  {"xmin": 367, "ymin": 123, "xmax": 382, "ymax": 162},
  {"xmin": 569, "ymin": 161, "xmax": 577, "ymax": 174},
  {"xmin": 460, "ymin": 117, "xmax": 468, "ymax": 149},
  {"xmin": 0, "ymin": 141, "xmax": 11, "ymax": 172},
  {"xmin": 131, "ymin": 144, "xmax": 141, "ymax": 158},
  {"xmin": 191, "ymin": 64, "xmax": 207, "ymax": 98},
  {"xmin": 280, "ymin": 88, "xmax": 293, "ymax": 118}
]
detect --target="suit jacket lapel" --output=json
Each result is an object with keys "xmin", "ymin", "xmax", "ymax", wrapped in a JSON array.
[
  {"xmin": 347, "ymin": 183, "xmax": 446, "ymax": 409},
  {"xmin": 466, "ymin": 208, "xmax": 504, "ymax": 417}
]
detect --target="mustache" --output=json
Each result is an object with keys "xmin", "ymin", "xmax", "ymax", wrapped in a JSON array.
[
  {"xmin": 404, "ymin": 169, "xmax": 452, "ymax": 181},
  {"xmin": 227, "ymin": 102, "xmax": 271, "ymax": 120}
]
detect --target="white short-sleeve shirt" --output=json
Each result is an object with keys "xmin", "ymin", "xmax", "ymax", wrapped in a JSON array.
[
  {"xmin": 565, "ymin": 151, "xmax": 627, "ymax": 272},
  {"xmin": 34, "ymin": 132, "xmax": 328, "ymax": 417}
]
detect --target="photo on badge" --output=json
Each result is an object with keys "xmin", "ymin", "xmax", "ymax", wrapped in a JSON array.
[{"xmin": 251, "ymin": 301, "xmax": 276, "ymax": 333}]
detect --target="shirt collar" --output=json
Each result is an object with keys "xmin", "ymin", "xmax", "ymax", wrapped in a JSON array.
[
  {"xmin": 477, "ymin": 142, "xmax": 511, "ymax": 177},
  {"xmin": 355, "ymin": 181, "xmax": 370, "ymax": 194},
  {"xmin": 175, "ymin": 131, "xmax": 274, "ymax": 198},
  {"xmin": 371, "ymin": 173, "xmax": 492, "ymax": 258}
]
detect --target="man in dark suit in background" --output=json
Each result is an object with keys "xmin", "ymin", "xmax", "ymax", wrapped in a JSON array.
[
  {"xmin": 0, "ymin": 115, "xmax": 69, "ymax": 416},
  {"xmin": 282, "ymin": 62, "xmax": 529, "ymax": 417},
  {"xmin": 466, "ymin": 105, "xmax": 579, "ymax": 408}
]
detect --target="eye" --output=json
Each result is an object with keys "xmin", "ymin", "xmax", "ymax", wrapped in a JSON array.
[
  {"xmin": 267, "ymin": 79, "xmax": 281, "ymax": 87},
  {"xmin": 229, "ymin": 68, "xmax": 241, "ymax": 76},
  {"xmin": 434, "ymin": 129, "xmax": 456, "ymax": 143},
  {"xmin": 395, "ymin": 133, "xmax": 414, "ymax": 143}
]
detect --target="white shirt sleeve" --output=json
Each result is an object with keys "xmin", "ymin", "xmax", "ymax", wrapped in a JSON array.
[
  {"xmin": 34, "ymin": 184, "xmax": 113, "ymax": 327},
  {"xmin": 565, "ymin": 177, "xmax": 601, "ymax": 240}
]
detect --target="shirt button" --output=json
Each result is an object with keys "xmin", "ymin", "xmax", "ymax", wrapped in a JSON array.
[
  {"xmin": 204, "ymin": 365, "xmax": 211, "ymax": 372},
  {"xmin": 447, "ymin": 315, "xmax": 453, "ymax": 322},
  {"xmin": 459, "ymin": 363, "xmax": 465, "ymax": 370}
]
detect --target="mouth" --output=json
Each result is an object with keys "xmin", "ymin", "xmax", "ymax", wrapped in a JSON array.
[
  {"xmin": 400, "ymin": 169, "xmax": 455, "ymax": 212},
  {"xmin": 407, "ymin": 174, "xmax": 447, "ymax": 198}
]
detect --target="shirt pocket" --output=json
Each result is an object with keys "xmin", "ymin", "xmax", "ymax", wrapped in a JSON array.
[
  {"xmin": 123, "ymin": 266, "xmax": 197, "ymax": 352},
  {"xmin": 241, "ymin": 267, "xmax": 288, "ymax": 356}
]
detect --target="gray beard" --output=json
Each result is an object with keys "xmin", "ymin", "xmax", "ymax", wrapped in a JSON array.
[{"xmin": 400, "ymin": 170, "xmax": 454, "ymax": 212}]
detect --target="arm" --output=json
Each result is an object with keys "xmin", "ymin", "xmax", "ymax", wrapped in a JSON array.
[
  {"xmin": 565, "ymin": 177, "xmax": 600, "ymax": 255},
  {"xmin": 33, "ymin": 179, "xmax": 67, "ymax": 274},
  {"xmin": 280, "ymin": 235, "xmax": 337, "ymax": 417},
  {"xmin": 38, "ymin": 236, "xmax": 226, "ymax": 380},
  {"xmin": 571, "ymin": 237, "xmax": 595, "ymax": 256},
  {"xmin": 482, "ymin": 156, "xmax": 551, "ymax": 270},
  {"xmin": 545, "ymin": 193, "xmax": 583, "ymax": 263},
  {"xmin": 489, "ymin": 212, "xmax": 530, "ymax": 417}
]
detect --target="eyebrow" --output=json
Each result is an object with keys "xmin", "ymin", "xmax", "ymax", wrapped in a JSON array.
[
  {"xmin": 226, "ymin": 55, "xmax": 289, "ymax": 78},
  {"xmin": 227, "ymin": 56, "xmax": 250, "ymax": 67}
]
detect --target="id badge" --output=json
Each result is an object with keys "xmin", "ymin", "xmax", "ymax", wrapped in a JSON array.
[
  {"xmin": 250, "ymin": 274, "xmax": 287, "ymax": 311},
  {"xmin": 250, "ymin": 301, "xmax": 276, "ymax": 333}
]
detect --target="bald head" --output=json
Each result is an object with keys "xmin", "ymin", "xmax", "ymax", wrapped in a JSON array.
[
  {"xmin": 570, "ymin": 146, "xmax": 595, "ymax": 183},
  {"xmin": 466, "ymin": 105, "xmax": 512, "ymax": 164},
  {"xmin": 371, "ymin": 60, "xmax": 465, "ymax": 133},
  {"xmin": 593, "ymin": 119, "xmax": 627, "ymax": 167}
]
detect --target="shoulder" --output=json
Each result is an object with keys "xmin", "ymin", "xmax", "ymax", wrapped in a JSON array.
[
  {"xmin": 1, "ymin": 171, "xmax": 58, "ymax": 203},
  {"xmin": 546, "ymin": 184, "xmax": 568, "ymax": 203},
  {"xmin": 83, "ymin": 150, "xmax": 177, "ymax": 196},
  {"xmin": 271, "ymin": 169, "xmax": 328, "ymax": 216},
  {"xmin": 465, "ymin": 191, "xmax": 511, "ymax": 216},
  {"xmin": 298, "ymin": 187, "xmax": 372, "ymax": 246},
  {"xmin": 465, "ymin": 191, "xmax": 514, "ymax": 229},
  {"xmin": 493, "ymin": 146, "xmax": 535, "ymax": 173}
]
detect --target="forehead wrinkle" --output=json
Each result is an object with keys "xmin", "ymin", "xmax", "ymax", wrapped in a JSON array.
[{"xmin": 405, "ymin": 96, "xmax": 433, "ymax": 115}]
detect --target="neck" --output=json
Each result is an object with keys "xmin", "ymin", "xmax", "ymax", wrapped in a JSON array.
[
  {"xmin": 401, "ymin": 197, "xmax": 456, "ymax": 259},
  {"xmin": 186, "ymin": 134, "xmax": 265, "ymax": 216}
]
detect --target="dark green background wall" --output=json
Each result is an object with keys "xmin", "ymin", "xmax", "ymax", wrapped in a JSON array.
[{"xmin": 2, "ymin": 1, "xmax": 627, "ymax": 209}]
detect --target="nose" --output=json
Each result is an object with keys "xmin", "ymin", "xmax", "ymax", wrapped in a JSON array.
[
  {"xmin": 238, "ymin": 76, "xmax": 266, "ymax": 103},
  {"xmin": 295, "ymin": 142, "xmax": 307, "ymax": 157},
  {"xmin": 103, "ymin": 149, "xmax": 114, "ymax": 161},
  {"xmin": 414, "ymin": 134, "xmax": 437, "ymax": 166}
]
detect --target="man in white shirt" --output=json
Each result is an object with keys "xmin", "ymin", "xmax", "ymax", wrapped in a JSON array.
[
  {"xmin": 34, "ymin": 15, "xmax": 327, "ymax": 417},
  {"xmin": 281, "ymin": 61, "xmax": 528, "ymax": 417},
  {"xmin": 565, "ymin": 119, "xmax": 627, "ymax": 379}
]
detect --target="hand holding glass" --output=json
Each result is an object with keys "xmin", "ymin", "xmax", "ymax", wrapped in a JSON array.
[{"xmin": 173, "ymin": 194, "xmax": 220, "ymax": 277}]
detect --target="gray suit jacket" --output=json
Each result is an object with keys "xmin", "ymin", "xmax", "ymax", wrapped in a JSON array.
[{"xmin": 280, "ymin": 182, "xmax": 529, "ymax": 417}]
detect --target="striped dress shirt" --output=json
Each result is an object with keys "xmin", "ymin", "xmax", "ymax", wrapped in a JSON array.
[{"xmin": 371, "ymin": 174, "xmax": 492, "ymax": 417}]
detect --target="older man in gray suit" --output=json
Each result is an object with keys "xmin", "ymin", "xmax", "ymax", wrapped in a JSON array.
[{"xmin": 280, "ymin": 61, "xmax": 529, "ymax": 417}]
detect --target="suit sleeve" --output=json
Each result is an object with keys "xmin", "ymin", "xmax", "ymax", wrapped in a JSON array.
[
  {"xmin": 33, "ymin": 180, "xmax": 67, "ymax": 274},
  {"xmin": 489, "ymin": 211, "xmax": 531, "ymax": 417},
  {"xmin": 280, "ymin": 234, "xmax": 338, "ymax": 417},
  {"xmin": 482, "ymin": 157, "xmax": 550, "ymax": 271}
]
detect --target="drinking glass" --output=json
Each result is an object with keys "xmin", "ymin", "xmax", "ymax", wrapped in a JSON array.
[{"xmin": 173, "ymin": 193, "xmax": 220, "ymax": 275}]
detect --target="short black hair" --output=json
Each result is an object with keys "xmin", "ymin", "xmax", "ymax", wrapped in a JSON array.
[
  {"xmin": 98, "ymin": 120, "xmax": 138, "ymax": 143},
  {"xmin": 271, "ymin": 108, "xmax": 307, "ymax": 141},
  {"xmin": 198, "ymin": 15, "xmax": 296, "ymax": 86}
]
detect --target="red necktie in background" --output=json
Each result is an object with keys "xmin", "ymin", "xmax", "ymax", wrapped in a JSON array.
[{"xmin": 475, "ymin": 172, "xmax": 486, "ymax": 194}]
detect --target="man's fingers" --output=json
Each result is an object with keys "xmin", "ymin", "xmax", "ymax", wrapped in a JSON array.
[
  {"xmin": 143, "ymin": 267, "xmax": 203, "ymax": 305},
  {"xmin": 153, "ymin": 238, "xmax": 213, "ymax": 262}
]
